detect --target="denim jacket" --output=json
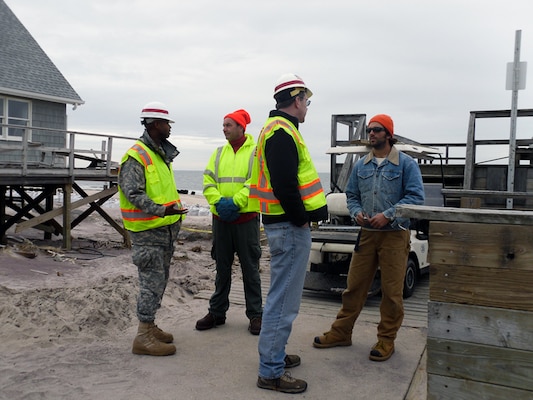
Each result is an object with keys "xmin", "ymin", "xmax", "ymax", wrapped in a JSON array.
[{"xmin": 345, "ymin": 146, "xmax": 424, "ymax": 231}]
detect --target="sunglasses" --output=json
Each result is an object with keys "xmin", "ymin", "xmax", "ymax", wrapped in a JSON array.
[
  {"xmin": 366, "ymin": 127, "xmax": 386, "ymax": 134},
  {"xmin": 298, "ymin": 96, "xmax": 311, "ymax": 107}
]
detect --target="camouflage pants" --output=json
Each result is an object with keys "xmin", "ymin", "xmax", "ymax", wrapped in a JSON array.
[{"xmin": 130, "ymin": 223, "xmax": 180, "ymax": 322}]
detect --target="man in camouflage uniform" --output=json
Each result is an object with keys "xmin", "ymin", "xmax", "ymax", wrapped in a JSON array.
[{"xmin": 118, "ymin": 102, "xmax": 187, "ymax": 356}]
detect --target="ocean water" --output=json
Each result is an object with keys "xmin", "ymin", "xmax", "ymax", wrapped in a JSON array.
[
  {"xmin": 174, "ymin": 170, "xmax": 204, "ymax": 193},
  {"xmin": 76, "ymin": 171, "xmax": 206, "ymax": 193},
  {"xmin": 174, "ymin": 170, "xmax": 331, "ymax": 194},
  {"xmin": 61, "ymin": 170, "xmax": 330, "ymax": 217},
  {"xmin": 78, "ymin": 170, "xmax": 331, "ymax": 195}
]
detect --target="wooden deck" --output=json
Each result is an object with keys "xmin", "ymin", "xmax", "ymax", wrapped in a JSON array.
[
  {"xmin": 1, "ymin": 127, "xmax": 134, "ymax": 249},
  {"xmin": 1, "ymin": 173, "xmax": 125, "ymax": 250}
]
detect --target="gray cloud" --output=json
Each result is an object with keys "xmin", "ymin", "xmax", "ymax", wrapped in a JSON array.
[{"xmin": 6, "ymin": 0, "xmax": 533, "ymax": 171}]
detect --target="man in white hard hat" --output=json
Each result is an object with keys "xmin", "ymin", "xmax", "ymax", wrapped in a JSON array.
[
  {"xmin": 250, "ymin": 74, "xmax": 328, "ymax": 393},
  {"xmin": 118, "ymin": 101, "xmax": 187, "ymax": 356}
]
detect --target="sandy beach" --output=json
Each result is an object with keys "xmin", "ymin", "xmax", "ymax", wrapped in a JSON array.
[
  {"xmin": 0, "ymin": 194, "xmax": 216, "ymax": 397},
  {"xmin": 0, "ymin": 193, "xmax": 426, "ymax": 400}
]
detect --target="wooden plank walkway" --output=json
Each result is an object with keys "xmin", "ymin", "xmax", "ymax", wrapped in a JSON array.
[{"xmin": 196, "ymin": 271, "xmax": 429, "ymax": 329}]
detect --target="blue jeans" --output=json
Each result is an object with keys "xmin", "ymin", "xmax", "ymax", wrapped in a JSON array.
[{"xmin": 258, "ymin": 221, "xmax": 311, "ymax": 379}]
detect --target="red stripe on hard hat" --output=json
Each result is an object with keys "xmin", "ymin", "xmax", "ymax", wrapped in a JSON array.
[
  {"xmin": 275, "ymin": 79, "xmax": 305, "ymax": 92},
  {"xmin": 142, "ymin": 108, "xmax": 169, "ymax": 115}
]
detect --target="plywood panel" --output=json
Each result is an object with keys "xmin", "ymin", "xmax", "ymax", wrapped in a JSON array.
[
  {"xmin": 430, "ymin": 264, "xmax": 533, "ymax": 311},
  {"xmin": 428, "ymin": 374, "xmax": 533, "ymax": 400},
  {"xmin": 395, "ymin": 205, "xmax": 533, "ymax": 225},
  {"xmin": 428, "ymin": 301, "xmax": 533, "ymax": 351},
  {"xmin": 428, "ymin": 221, "xmax": 533, "ymax": 269},
  {"xmin": 427, "ymin": 338, "xmax": 533, "ymax": 392}
]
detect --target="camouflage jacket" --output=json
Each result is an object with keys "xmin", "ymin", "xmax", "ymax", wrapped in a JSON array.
[{"xmin": 118, "ymin": 130, "xmax": 181, "ymax": 245}]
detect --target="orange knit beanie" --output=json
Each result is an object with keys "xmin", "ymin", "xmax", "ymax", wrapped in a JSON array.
[
  {"xmin": 368, "ymin": 114, "xmax": 394, "ymax": 136},
  {"xmin": 224, "ymin": 109, "xmax": 251, "ymax": 130}
]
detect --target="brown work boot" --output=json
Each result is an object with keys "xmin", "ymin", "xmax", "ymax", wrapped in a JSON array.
[
  {"xmin": 248, "ymin": 317, "xmax": 262, "ymax": 335},
  {"xmin": 284, "ymin": 354, "xmax": 301, "ymax": 368},
  {"xmin": 369, "ymin": 340, "xmax": 395, "ymax": 361},
  {"xmin": 132, "ymin": 322, "xmax": 176, "ymax": 356},
  {"xmin": 313, "ymin": 331, "xmax": 352, "ymax": 348},
  {"xmin": 195, "ymin": 312, "xmax": 226, "ymax": 331},
  {"xmin": 257, "ymin": 372, "xmax": 307, "ymax": 394},
  {"xmin": 150, "ymin": 323, "xmax": 173, "ymax": 343}
]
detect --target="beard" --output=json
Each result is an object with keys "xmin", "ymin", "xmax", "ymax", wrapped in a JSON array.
[{"xmin": 370, "ymin": 137, "xmax": 387, "ymax": 149}]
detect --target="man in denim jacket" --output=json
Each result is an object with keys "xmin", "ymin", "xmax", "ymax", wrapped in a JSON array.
[{"xmin": 313, "ymin": 114, "xmax": 424, "ymax": 362}]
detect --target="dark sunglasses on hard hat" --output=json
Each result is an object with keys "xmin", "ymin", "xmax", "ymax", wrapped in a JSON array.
[{"xmin": 366, "ymin": 127, "xmax": 386, "ymax": 134}]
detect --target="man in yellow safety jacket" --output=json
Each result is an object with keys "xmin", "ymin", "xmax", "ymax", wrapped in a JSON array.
[
  {"xmin": 118, "ymin": 101, "xmax": 187, "ymax": 357},
  {"xmin": 195, "ymin": 109, "xmax": 263, "ymax": 335}
]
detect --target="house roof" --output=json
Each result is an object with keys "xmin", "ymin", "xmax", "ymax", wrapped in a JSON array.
[{"xmin": 0, "ymin": 1, "xmax": 84, "ymax": 105}]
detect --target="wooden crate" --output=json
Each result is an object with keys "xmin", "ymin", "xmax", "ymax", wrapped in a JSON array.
[{"xmin": 427, "ymin": 221, "xmax": 533, "ymax": 399}]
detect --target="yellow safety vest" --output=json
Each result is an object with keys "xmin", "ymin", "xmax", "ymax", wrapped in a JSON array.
[
  {"xmin": 250, "ymin": 116, "xmax": 326, "ymax": 215},
  {"xmin": 203, "ymin": 133, "xmax": 258, "ymax": 215},
  {"xmin": 118, "ymin": 141, "xmax": 183, "ymax": 232}
]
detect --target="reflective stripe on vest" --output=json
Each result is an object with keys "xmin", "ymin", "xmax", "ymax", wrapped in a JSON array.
[
  {"xmin": 203, "ymin": 135, "xmax": 258, "ymax": 215},
  {"xmin": 119, "ymin": 141, "xmax": 182, "ymax": 231},
  {"xmin": 131, "ymin": 143, "xmax": 153, "ymax": 168},
  {"xmin": 121, "ymin": 200, "xmax": 178, "ymax": 222},
  {"xmin": 204, "ymin": 146, "xmax": 251, "ymax": 185}
]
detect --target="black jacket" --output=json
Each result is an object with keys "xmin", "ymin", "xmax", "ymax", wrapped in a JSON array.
[{"xmin": 262, "ymin": 110, "xmax": 328, "ymax": 226}]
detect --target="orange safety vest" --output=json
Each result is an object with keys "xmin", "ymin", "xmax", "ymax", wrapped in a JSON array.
[{"xmin": 250, "ymin": 116, "xmax": 326, "ymax": 215}]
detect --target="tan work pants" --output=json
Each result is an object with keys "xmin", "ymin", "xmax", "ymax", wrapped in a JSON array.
[{"xmin": 330, "ymin": 229, "xmax": 411, "ymax": 342}]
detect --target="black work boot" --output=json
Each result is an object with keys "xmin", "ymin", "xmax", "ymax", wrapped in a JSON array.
[
  {"xmin": 248, "ymin": 317, "xmax": 262, "ymax": 335},
  {"xmin": 257, "ymin": 372, "xmax": 307, "ymax": 393},
  {"xmin": 195, "ymin": 313, "xmax": 226, "ymax": 331}
]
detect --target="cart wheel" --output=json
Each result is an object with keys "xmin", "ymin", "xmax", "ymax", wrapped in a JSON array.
[{"xmin": 403, "ymin": 257, "xmax": 417, "ymax": 299}]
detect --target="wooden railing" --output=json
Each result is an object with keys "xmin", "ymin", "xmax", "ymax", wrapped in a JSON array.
[
  {"xmin": 422, "ymin": 138, "xmax": 533, "ymax": 165},
  {"xmin": 0, "ymin": 123, "xmax": 137, "ymax": 177}
]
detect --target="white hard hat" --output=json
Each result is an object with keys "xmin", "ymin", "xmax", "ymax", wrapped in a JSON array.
[
  {"xmin": 273, "ymin": 73, "xmax": 313, "ymax": 99},
  {"xmin": 140, "ymin": 101, "xmax": 175, "ymax": 123}
]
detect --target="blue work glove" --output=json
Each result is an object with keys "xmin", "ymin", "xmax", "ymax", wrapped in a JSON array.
[
  {"xmin": 227, "ymin": 198, "xmax": 239, "ymax": 212},
  {"xmin": 216, "ymin": 198, "xmax": 233, "ymax": 221},
  {"xmin": 215, "ymin": 198, "xmax": 229, "ymax": 215},
  {"xmin": 226, "ymin": 199, "xmax": 240, "ymax": 221},
  {"xmin": 226, "ymin": 208, "xmax": 239, "ymax": 223},
  {"xmin": 216, "ymin": 198, "xmax": 240, "ymax": 221}
]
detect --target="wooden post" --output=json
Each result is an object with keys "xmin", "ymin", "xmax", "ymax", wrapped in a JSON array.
[
  {"xmin": 62, "ymin": 183, "xmax": 72, "ymax": 250},
  {"xmin": 459, "ymin": 197, "xmax": 481, "ymax": 208},
  {"xmin": 0, "ymin": 185, "xmax": 6, "ymax": 244}
]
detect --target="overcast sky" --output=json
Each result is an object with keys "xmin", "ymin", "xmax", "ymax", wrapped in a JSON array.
[{"xmin": 6, "ymin": 0, "xmax": 533, "ymax": 171}]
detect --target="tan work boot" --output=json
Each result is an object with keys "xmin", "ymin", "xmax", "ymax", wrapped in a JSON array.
[
  {"xmin": 132, "ymin": 322, "xmax": 176, "ymax": 356},
  {"xmin": 313, "ymin": 331, "xmax": 352, "ymax": 348},
  {"xmin": 369, "ymin": 340, "xmax": 395, "ymax": 361},
  {"xmin": 150, "ymin": 322, "xmax": 174, "ymax": 343}
]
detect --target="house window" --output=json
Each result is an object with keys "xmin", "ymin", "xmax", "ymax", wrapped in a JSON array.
[{"xmin": 0, "ymin": 97, "xmax": 31, "ymax": 141}]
